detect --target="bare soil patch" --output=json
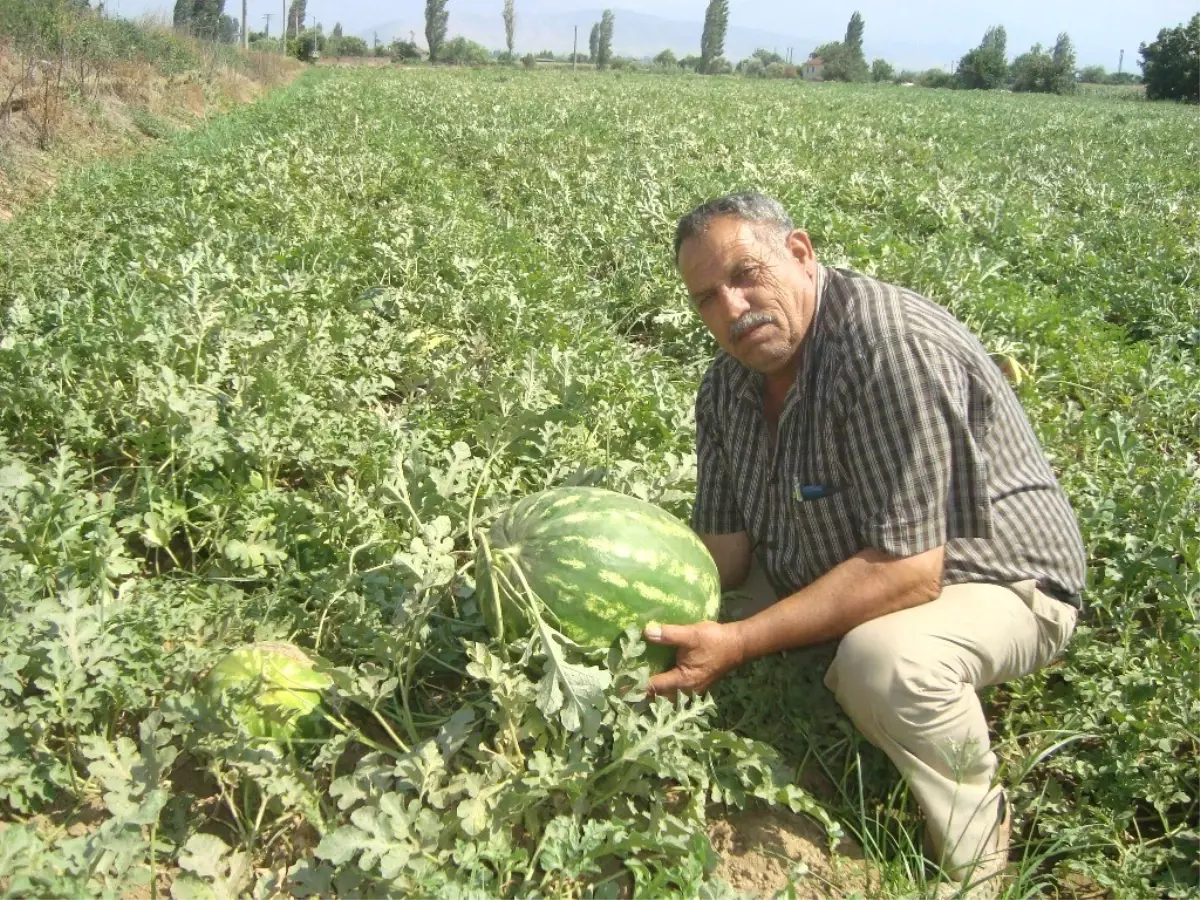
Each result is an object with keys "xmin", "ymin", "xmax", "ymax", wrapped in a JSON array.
[{"xmin": 710, "ymin": 805, "xmax": 873, "ymax": 899}]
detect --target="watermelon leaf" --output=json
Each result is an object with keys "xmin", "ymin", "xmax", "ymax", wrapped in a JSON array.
[{"xmin": 534, "ymin": 617, "xmax": 611, "ymax": 737}]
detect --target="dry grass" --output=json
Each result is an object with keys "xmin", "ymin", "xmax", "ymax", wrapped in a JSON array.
[{"xmin": 0, "ymin": 20, "xmax": 301, "ymax": 220}]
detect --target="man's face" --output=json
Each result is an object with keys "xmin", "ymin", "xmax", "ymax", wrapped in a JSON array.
[{"xmin": 677, "ymin": 216, "xmax": 818, "ymax": 376}]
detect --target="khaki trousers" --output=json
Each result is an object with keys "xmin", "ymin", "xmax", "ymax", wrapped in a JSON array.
[{"xmin": 731, "ymin": 559, "xmax": 1078, "ymax": 875}]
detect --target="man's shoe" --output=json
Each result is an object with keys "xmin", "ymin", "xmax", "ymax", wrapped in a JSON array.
[{"xmin": 930, "ymin": 792, "xmax": 1012, "ymax": 899}]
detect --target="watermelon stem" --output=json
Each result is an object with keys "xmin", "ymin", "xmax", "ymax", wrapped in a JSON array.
[
  {"xmin": 466, "ymin": 439, "xmax": 510, "ymax": 555},
  {"xmin": 476, "ymin": 530, "xmax": 508, "ymax": 649}
]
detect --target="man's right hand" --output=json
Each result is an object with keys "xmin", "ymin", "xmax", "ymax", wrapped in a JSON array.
[{"xmin": 644, "ymin": 619, "xmax": 747, "ymax": 698}]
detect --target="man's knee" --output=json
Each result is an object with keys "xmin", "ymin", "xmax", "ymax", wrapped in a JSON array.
[{"xmin": 825, "ymin": 617, "xmax": 958, "ymax": 723}]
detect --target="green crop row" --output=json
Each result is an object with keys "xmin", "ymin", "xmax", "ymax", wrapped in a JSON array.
[{"xmin": 0, "ymin": 69, "xmax": 1196, "ymax": 898}]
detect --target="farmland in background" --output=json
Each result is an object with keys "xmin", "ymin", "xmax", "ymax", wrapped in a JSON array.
[{"xmin": 0, "ymin": 68, "xmax": 1196, "ymax": 898}]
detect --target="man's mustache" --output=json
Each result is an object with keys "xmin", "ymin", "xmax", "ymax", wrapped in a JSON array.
[{"xmin": 729, "ymin": 311, "xmax": 776, "ymax": 341}]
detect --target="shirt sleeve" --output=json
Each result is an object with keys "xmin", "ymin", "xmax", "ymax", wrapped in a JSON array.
[
  {"xmin": 841, "ymin": 336, "xmax": 993, "ymax": 558},
  {"xmin": 690, "ymin": 388, "xmax": 746, "ymax": 535}
]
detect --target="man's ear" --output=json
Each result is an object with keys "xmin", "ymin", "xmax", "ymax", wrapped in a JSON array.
[{"xmin": 784, "ymin": 229, "xmax": 815, "ymax": 267}]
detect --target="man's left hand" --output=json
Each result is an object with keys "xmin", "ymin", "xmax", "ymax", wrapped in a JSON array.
[{"xmin": 644, "ymin": 620, "xmax": 745, "ymax": 698}]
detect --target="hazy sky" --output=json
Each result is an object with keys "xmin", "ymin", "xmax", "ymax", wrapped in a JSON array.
[{"xmin": 107, "ymin": 0, "xmax": 1195, "ymax": 69}]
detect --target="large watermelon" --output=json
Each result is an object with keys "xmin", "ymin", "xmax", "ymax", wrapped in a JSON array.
[
  {"xmin": 475, "ymin": 487, "xmax": 721, "ymax": 671},
  {"xmin": 205, "ymin": 641, "xmax": 332, "ymax": 744}
]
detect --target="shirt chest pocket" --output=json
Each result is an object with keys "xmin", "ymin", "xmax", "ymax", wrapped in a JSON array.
[{"xmin": 786, "ymin": 481, "xmax": 861, "ymax": 581}]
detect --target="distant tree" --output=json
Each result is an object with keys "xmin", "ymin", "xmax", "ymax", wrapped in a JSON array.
[
  {"xmin": 870, "ymin": 58, "xmax": 894, "ymax": 81},
  {"xmin": 740, "ymin": 57, "xmax": 765, "ymax": 77},
  {"xmin": 752, "ymin": 48, "xmax": 784, "ymax": 66},
  {"xmin": 172, "ymin": 0, "xmax": 191, "ymax": 30},
  {"xmin": 425, "ymin": 0, "xmax": 449, "ymax": 62},
  {"xmin": 285, "ymin": 0, "xmax": 305, "ymax": 38},
  {"xmin": 502, "ymin": 0, "xmax": 515, "ymax": 56},
  {"xmin": 1010, "ymin": 43, "xmax": 1056, "ymax": 93},
  {"xmin": 956, "ymin": 25, "xmax": 1007, "ymax": 89},
  {"xmin": 390, "ymin": 39, "xmax": 422, "ymax": 61},
  {"xmin": 588, "ymin": 22, "xmax": 599, "ymax": 63},
  {"xmin": 844, "ymin": 11, "xmax": 865, "ymax": 58},
  {"xmin": 895, "ymin": 69, "xmax": 920, "ymax": 84},
  {"xmin": 1139, "ymin": 14, "xmax": 1199, "ymax": 102},
  {"xmin": 812, "ymin": 40, "xmax": 868, "ymax": 82},
  {"xmin": 442, "ymin": 35, "xmax": 489, "ymax": 64},
  {"xmin": 522, "ymin": 52, "xmax": 535, "ymax": 67},
  {"xmin": 678, "ymin": 54, "xmax": 702, "ymax": 70},
  {"xmin": 331, "ymin": 21, "xmax": 342, "ymax": 38},
  {"xmin": 596, "ymin": 9, "xmax": 614, "ymax": 69},
  {"xmin": 338, "ymin": 34, "xmax": 368, "ymax": 56},
  {"xmin": 1078, "ymin": 64, "xmax": 1106, "ymax": 83},
  {"xmin": 218, "ymin": 14, "xmax": 238, "ymax": 43},
  {"xmin": 919, "ymin": 67, "xmax": 956, "ymax": 89},
  {"xmin": 700, "ymin": 0, "xmax": 729, "ymax": 74},
  {"xmin": 1106, "ymin": 71, "xmax": 1140, "ymax": 85},
  {"xmin": 654, "ymin": 48, "xmax": 676, "ymax": 67},
  {"xmin": 293, "ymin": 28, "xmax": 321, "ymax": 60},
  {"xmin": 1050, "ymin": 32, "xmax": 1076, "ymax": 93}
]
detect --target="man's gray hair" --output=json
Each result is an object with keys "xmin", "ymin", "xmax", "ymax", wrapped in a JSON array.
[{"xmin": 673, "ymin": 192, "xmax": 794, "ymax": 262}]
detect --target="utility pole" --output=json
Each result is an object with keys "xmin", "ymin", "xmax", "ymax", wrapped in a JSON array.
[
  {"xmin": 281, "ymin": 0, "xmax": 287, "ymax": 54},
  {"xmin": 572, "ymin": 25, "xmax": 578, "ymax": 71},
  {"xmin": 242, "ymin": 0, "xmax": 248, "ymax": 48},
  {"xmin": 1118, "ymin": 48, "xmax": 1124, "ymax": 74},
  {"xmin": 262, "ymin": 13, "xmax": 271, "ymax": 39}
]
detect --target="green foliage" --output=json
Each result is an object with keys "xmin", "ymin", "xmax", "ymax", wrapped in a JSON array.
[
  {"xmin": 870, "ymin": 58, "xmax": 895, "ymax": 82},
  {"xmin": 956, "ymin": 25, "xmax": 1008, "ymax": 90},
  {"xmin": 699, "ymin": 0, "xmax": 729, "ymax": 75},
  {"xmin": 0, "ymin": 68, "xmax": 1196, "ymax": 899},
  {"xmin": 653, "ymin": 48, "xmax": 676, "ymax": 67},
  {"xmin": 502, "ymin": 0, "xmax": 514, "ymax": 56},
  {"xmin": 844, "ymin": 10, "xmax": 865, "ymax": 58},
  {"xmin": 333, "ymin": 34, "xmax": 368, "ymax": 57},
  {"xmin": 588, "ymin": 23, "xmax": 598, "ymax": 65},
  {"xmin": 292, "ymin": 28, "xmax": 320, "ymax": 63},
  {"xmin": 286, "ymin": 0, "xmax": 306, "ymax": 36},
  {"xmin": 596, "ymin": 9, "xmax": 614, "ymax": 70},
  {"xmin": 1139, "ymin": 13, "xmax": 1200, "ymax": 102},
  {"xmin": 424, "ymin": 0, "xmax": 448, "ymax": 62},
  {"xmin": 440, "ymin": 36, "xmax": 490, "ymax": 66},
  {"xmin": 1011, "ymin": 34, "xmax": 1076, "ymax": 95},
  {"xmin": 521, "ymin": 52, "xmax": 535, "ymax": 69},
  {"xmin": 390, "ymin": 39, "xmax": 422, "ymax": 62},
  {"xmin": 812, "ymin": 40, "xmax": 869, "ymax": 82},
  {"xmin": 1078, "ymin": 64, "xmax": 1107, "ymax": 84}
]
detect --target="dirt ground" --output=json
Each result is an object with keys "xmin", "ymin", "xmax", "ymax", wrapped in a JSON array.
[
  {"xmin": 0, "ymin": 49, "xmax": 299, "ymax": 221},
  {"xmin": 710, "ymin": 805, "xmax": 873, "ymax": 899}
]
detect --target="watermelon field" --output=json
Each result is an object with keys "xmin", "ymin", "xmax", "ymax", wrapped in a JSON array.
[{"xmin": 0, "ymin": 68, "xmax": 1197, "ymax": 898}]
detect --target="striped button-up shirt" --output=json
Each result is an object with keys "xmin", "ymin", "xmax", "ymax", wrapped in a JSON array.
[{"xmin": 691, "ymin": 265, "xmax": 1087, "ymax": 605}]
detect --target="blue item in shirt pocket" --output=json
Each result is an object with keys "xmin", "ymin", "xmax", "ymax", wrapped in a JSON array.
[{"xmin": 794, "ymin": 482, "xmax": 843, "ymax": 502}]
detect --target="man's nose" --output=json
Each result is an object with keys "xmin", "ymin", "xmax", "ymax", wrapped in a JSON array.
[{"xmin": 716, "ymin": 285, "xmax": 752, "ymax": 318}]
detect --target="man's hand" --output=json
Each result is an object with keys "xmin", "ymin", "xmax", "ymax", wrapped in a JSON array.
[{"xmin": 644, "ymin": 620, "xmax": 746, "ymax": 698}]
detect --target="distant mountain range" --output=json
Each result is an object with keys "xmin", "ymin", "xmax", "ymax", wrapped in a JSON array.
[{"xmin": 359, "ymin": 4, "xmax": 958, "ymax": 70}]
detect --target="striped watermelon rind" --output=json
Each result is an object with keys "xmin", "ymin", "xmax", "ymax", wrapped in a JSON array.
[
  {"xmin": 205, "ymin": 641, "xmax": 332, "ymax": 744},
  {"xmin": 475, "ymin": 486, "xmax": 721, "ymax": 671}
]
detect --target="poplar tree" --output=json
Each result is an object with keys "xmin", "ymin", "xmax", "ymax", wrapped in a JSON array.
[
  {"xmin": 503, "ymin": 0, "xmax": 515, "ymax": 56},
  {"xmin": 426, "ymin": 0, "xmax": 449, "ymax": 61},
  {"xmin": 700, "ymin": 0, "xmax": 729, "ymax": 74}
]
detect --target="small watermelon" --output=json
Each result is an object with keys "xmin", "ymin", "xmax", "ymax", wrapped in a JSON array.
[
  {"xmin": 205, "ymin": 641, "xmax": 332, "ymax": 744},
  {"xmin": 476, "ymin": 487, "xmax": 721, "ymax": 671}
]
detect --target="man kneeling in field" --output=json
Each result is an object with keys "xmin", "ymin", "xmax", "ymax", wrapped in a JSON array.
[{"xmin": 644, "ymin": 193, "xmax": 1086, "ymax": 894}]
